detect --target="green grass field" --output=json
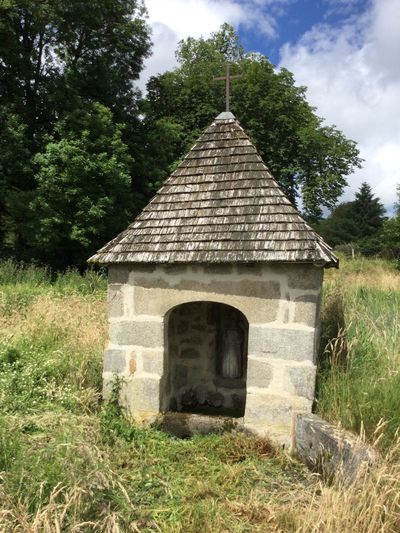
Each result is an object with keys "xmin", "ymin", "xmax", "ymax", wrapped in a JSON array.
[{"xmin": 0, "ymin": 257, "xmax": 399, "ymax": 532}]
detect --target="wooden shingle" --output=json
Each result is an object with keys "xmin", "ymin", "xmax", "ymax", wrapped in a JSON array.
[{"xmin": 89, "ymin": 112, "xmax": 338, "ymax": 267}]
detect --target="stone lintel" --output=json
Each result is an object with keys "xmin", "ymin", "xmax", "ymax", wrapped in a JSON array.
[{"xmin": 133, "ymin": 286, "xmax": 279, "ymax": 323}]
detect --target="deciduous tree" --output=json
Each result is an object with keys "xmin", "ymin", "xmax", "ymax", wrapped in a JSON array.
[
  {"xmin": 142, "ymin": 24, "xmax": 362, "ymax": 218},
  {"xmin": 29, "ymin": 103, "xmax": 133, "ymax": 269}
]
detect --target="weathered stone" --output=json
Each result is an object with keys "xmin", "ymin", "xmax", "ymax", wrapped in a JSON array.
[
  {"xmin": 124, "ymin": 376, "xmax": 160, "ymax": 412},
  {"xmin": 163, "ymin": 265, "xmax": 188, "ymax": 275},
  {"xmin": 247, "ymin": 357, "xmax": 273, "ymax": 388},
  {"xmin": 132, "ymin": 264, "xmax": 157, "ymax": 273},
  {"xmin": 169, "ymin": 343, "xmax": 179, "ymax": 356},
  {"xmin": 181, "ymin": 388, "xmax": 198, "ymax": 408},
  {"xmin": 206, "ymin": 391, "xmax": 224, "ymax": 407},
  {"xmin": 177, "ymin": 278, "xmax": 280, "ymax": 300},
  {"xmin": 158, "ymin": 412, "xmax": 241, "ymax": 438},
  {"xmin": 287, "ymin": 264, "xmax": 323, "ymax": 290},
  {"xmin": 109, "ymin": 320, "xmax": 163, "ymax": 347},
  {"xmin": 103, "ymin": 349, "xmax": 126, "ymax": 373},
  {"xmin": 236, "ymin": 263, "xmax": 263, "ymax": 276},
  {"xmin": 136, "ymin": 277, "xmax": 170, "ymax": 289},
  {"xmin": 133, "ymin": 286, "xmax": 279, "ymax": 322},
  {"xmin": 182, "ymin": 336, "xmax": 202, "ymax": 345},
  {"xmin": 294, "ymin": 414, "xmax": 378, "ymax": 482},
  {"xmin": 181, "ymin": 347, "xmax": 200, "ymax": 359},
  {"xmin": 174, "ymin": 365, "xmax": 188, "ymax": 388},
  {"xmin": 245, "ymin": 393, "xmax": 311, "ymax": 426},
  {"xmin": 108, "ymin": 265, "xmax": 130, "ymax": 284},
  {"xmin": 102, "ymin": 376, "xmax": 114, "ymax": 401},
  {"xmin": 244, "ymin": 423, "xmax": 292, "ymax": 448},
  {"xmin": 142, "ymin": 349, "xmax": 164, "ymax": 375},
  {"xmin": 192, "ymin": 323, "xmax": 206, "ymax": 332},
  {"xmin": 231, "ymin": 393, "xmax": 245, "ymax": 411},
  {"xmin": 294, "ymin": 295, "xmax": 318, "ymax": 327},
  {"xmin": 287, "ymin": 364, "xmax": 316, "ymax": 400},
  {"xmin": 248, "ymin": 325, "xmax": 315, "ymax": 362},
  {"xmin": 107, "ymin": 284, "xmax": 124, "ymax": 318},
  {"xmin": 203, "ymin": 264, "xmax": 233, "ymax": 274}
]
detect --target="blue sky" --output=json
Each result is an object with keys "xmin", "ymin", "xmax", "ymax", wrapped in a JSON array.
[
  {"xmin": 142, "ymin": 0, "xmax": 400, "ymax": 213},
  {"xmin": 238, "ymin": 0, "xmax": 365, "ymax": 64}
]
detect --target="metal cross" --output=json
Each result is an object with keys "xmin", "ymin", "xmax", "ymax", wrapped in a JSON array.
[{"xmin": 213, "ymin": 63, "xmax": 242, "ymax": 112}]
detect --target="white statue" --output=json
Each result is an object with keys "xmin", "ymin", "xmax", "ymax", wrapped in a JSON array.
[{"xmin": 220, "ymin": 310, "xmax": 243, "ymax": 379}]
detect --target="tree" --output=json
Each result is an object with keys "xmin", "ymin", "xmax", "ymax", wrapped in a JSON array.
[
  {"xmin": 352, "ymin": 182, "xmax": 386, "ymax": 238},
  {"xmin": 315, "ymin": 182, "xmax": 387, "ymax": 255},
  {"xmin": 0, "ymin": 108, "xmax": 32, "ymax": 251},
  {"xmin": 0, "ymin": 0, "xmax": 151, "ymax": 133},
  {"xmin": 382, "ymin": 185, "xmax": 400, "ymax": 260},
  {"xmin": 0, "ymin": 0, "xmax": 151, "ymax": 257},
  {"xmin": 314, "ymin": 202, "xmax": 359, "ymax": 247},
  {"xmin": 142, "ymin": 24, "xmax": 362, "ymax": 218},
  {"xmin": 28, "ymin": 103, "xmax": 133, "ymax": 269}
]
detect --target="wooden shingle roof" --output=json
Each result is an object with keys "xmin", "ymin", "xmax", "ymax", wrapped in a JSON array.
[{"xmin": 89, "ymin": 112, "xmax": 338, "ymax": 267}]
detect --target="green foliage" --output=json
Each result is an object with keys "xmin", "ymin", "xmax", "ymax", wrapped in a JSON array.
[
  {"xmin": 352, "ymin": 182, "xmax": 386, "ymax": 237},
  {"xmin": 28, "ymin": 103, "xmax": 133, "ymax": 268},
  {"xmin": 315, "ymin": 182, "xmax": 387, "ymax": 254},
  {"xmin": 383, "ymin": 216, "xmax": 400, "ymax": 260},
  {"xmin": 143, "ymin": 25, "xmax": 362, "ymax": 216},
  {"xmin": 0, "ymin": 0, "xmax": 151, "ymax": 130},
  {"xmin": 0, "ymin": 258, "xmax": 106, "ymax": 295},
  {"xmin": 382, "ymin": 185, "xmax": 400, "ymax": 261},
  {"xmin": 0, "ymin": 0, "xmax": 151, "ymax": 262},
  {"xmin": 0, "ymin": 107, "xmax": 33, "ymax": 251}
]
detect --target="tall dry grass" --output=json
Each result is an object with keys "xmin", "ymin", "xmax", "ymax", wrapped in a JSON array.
[
  {"xmin": 317, "ymin": 256, "xmax": 400, "ymax": 450},
  {"xmin": 293, "ymin": 421, "xmax": 400, "ymax": 533}
]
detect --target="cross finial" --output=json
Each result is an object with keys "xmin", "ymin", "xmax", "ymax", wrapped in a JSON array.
[{"xmin": 213, "ymin": 63, "xmax": 242, "ymax": 112}]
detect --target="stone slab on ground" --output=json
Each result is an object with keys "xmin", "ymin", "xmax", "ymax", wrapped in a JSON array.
[{"xmin": 293, "ymin": 413, "xmax": 378, "ymax": 482}]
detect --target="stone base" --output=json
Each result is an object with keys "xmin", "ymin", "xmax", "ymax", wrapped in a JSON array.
[{"xmin": 157, "ymin": 412, "xmax": 243, "ymax": 438}]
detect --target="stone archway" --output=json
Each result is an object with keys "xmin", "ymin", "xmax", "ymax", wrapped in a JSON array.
[{"xmin": 161, "ymin": 301, "xmax": 248, "ymax": 417}]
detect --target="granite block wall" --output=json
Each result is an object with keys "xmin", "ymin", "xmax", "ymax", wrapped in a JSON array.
[{"xmin": 103, "ymin": 262, "xmax": 323, "ymax": 444}]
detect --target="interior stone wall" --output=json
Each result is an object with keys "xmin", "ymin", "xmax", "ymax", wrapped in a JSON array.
[
  {"xmin": 102, "ymin": 262, "xmax": 323, "ymax": 446},
  {"xmin": 165, "ymin": 301, "xmax": 248, "ymax": 417}
]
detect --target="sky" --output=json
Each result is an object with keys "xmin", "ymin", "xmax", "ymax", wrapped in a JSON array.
[{"xmin": 140, "ymin": 0, "xmax": 400, "ymax": 214}]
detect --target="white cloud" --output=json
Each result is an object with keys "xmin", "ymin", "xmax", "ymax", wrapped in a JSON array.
[
  {"xmin": 140, "ymin": 0, "xmax": 399, "ymax": 213},
  {"xmin": 140, "ymin": 0, "xmax": 284, "ymax": 88},
  {"xmin": 280, "ymin": 0, "xmax": 400, "ymax": 212}
]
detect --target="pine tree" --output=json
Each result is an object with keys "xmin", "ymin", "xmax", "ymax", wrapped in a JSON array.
[{"xmin": 352, "ymin": 182, "xmax": 386, "ymax": 238}]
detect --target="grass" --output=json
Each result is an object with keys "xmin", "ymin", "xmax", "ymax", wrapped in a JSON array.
[
  {"xmin": 0, "ymin": 257, "xmax": 399, "ymax": 531},
  {"xmin": 316, "ymin": 255, "xmax": 400, "ymax": 450}
]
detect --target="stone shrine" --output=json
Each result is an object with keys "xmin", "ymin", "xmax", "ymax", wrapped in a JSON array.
[{"xmin": 89, "ymin": 111, "xmax": 338, "ymax": 445}]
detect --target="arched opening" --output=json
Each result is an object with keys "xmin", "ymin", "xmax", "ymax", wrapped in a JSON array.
[{"xmin": 161, "ymin": 301, "xmax": 248, "ymax": 417}]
